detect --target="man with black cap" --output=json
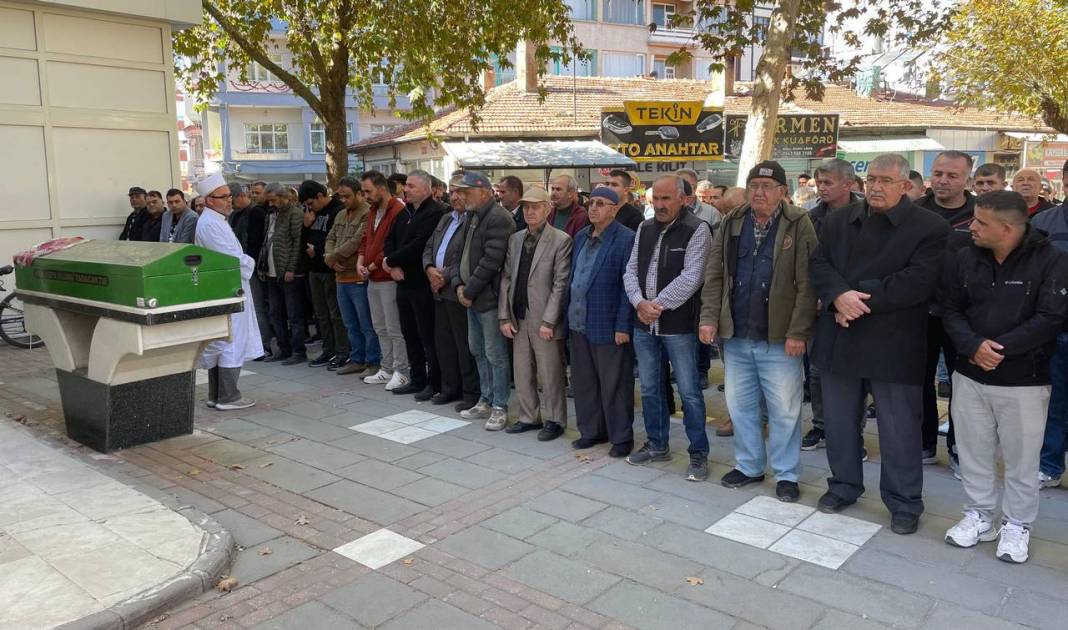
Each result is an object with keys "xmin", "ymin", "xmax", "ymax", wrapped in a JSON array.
[
  {"xmin": 700, "ymin": 160, "xmax": 818, "ymax": 502},
  {"xmin": 452, "ymin": 171, "xmax": 516, "ymax": 428},
  {"xmin": 498, "ymin": 185, "xmax": 572, "ymax": 439},
  {"xmin": 120, "ymin": 186, "xmax": 148, "ymax": 241},
  {"xmin": 299, "ymin": 180, "xmax": 346, "ymax": 369},
  {"xmin": 810, "ymin": 153, "xmax": 950, "ymax": 535},
  {"xmin": 569, "ymin": 185, "xmax": 637, "ymax": 457}
]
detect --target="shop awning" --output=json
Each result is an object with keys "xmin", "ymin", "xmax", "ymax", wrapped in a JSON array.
[
  {"xmin": 837, "ymin": 137, "xmax": 945, "ymax": 153},
  {"xmin": 442, "ymin": 140, "xmax": 637, "ymax": 170},
  {"xmin": 1004, "ymin": 131, "xmax": 1068, "ymax": 142}
]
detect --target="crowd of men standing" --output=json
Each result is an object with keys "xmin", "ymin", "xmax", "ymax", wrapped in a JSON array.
[{"xmin": 124, "ymin": 152, "xmax": 1068, "ymax": 566}]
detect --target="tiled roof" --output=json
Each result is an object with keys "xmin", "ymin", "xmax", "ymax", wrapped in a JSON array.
[{"xmin": 350, "ymin": 75, "xmax": 1047, "ymax": 152}]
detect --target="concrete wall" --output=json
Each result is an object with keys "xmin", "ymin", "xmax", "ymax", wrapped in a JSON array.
[{"xmin": 0, "ymin": 0, "xmax": 197, "ymax": 292}]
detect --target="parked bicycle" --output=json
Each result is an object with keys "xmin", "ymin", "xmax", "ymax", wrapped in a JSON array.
[{"xmin": 0, "ymin": 265, "xmax": 43, "ymax": 349}]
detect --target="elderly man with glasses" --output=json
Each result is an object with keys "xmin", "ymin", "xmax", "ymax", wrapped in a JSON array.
[{"xmin": 810, "ymin": 154, "xmax": 950, "ymax": 535}]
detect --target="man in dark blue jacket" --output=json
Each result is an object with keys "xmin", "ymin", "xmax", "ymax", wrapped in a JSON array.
[
  {"xmin": 568, "ymin": 187, "xmax": 636, "ymax": 458},
  {"xmin": 299, "ymin": 180, "xmax": 345, "ymax": 368},
  {"xmin": 941, "ymin": 190, "xmax": 1068, "ymax": 563}
]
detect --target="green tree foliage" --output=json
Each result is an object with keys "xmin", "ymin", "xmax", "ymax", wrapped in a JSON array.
[
  {"xmin": 937, "ymin": 0, "xmax": 1068, "ymax": 133},
  {"xmin": 174, "ymin": 0, "xmax": 580, "ymax": 185}
]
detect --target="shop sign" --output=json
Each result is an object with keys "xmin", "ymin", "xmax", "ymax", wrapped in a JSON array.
[
  {"xmin": 725, "ymin": 114, "xmax": 839, "ymax": 159},
  {"xmin": 601, "ymin": 101, "xmax": 724, "ymax": 163}
]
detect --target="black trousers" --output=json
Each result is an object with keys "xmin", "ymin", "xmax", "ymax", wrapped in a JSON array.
[
  {"xmin": 571, "ymin": 331, "xmax": 635, "ymax": 446},
  {"xmin": 434, "ymin": 298, "xmax": 479, "ymax": 402},
  {"xmin": 398, "ymin": 284, "xmax": 440, "ymax": 391},
  {"xmin": 923, "ymin": 315, "xmax": 957, "ymax": 453},
  {"xmin": 267, "ymin": 276, "xmax": 307, "ymax": 357},
  {"xmin": 822, "ymin": 371, "xmax": 925, "ymax": 516}
]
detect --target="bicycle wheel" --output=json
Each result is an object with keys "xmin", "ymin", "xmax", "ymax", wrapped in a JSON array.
[{"xmin": 0, "ymin": 292, "xmax": 43, "ymax": 349}]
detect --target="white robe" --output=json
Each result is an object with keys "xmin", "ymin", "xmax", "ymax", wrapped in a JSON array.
[{"xmin": 195, "ymin": 208, "xmax": 264, "ymax": 368}]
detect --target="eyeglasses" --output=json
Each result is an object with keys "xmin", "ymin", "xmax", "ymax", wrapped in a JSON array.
[
  {"xmin": 864, "ymin": 176, "xmax": 906, "ymax": 187},
  {"xmin": 208, "ymin": 193, "xmax": 232, "ymax": 200}
]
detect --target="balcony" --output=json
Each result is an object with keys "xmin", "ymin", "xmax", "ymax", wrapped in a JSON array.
[{"xmin": 649, "ymin": 27, "xmax": 698, "ymax": 47}]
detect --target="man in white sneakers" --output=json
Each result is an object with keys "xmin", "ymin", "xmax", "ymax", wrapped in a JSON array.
[{"xmin": 940, "ymin": 191, "xmax": 1068, "ymax": 563}]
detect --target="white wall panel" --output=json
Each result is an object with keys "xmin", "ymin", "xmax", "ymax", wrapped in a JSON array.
[
  {"xmin": 42, "ymin": 13, "xmax": 163, "ymax": 63},
  {"xmin": 0, "ymin": 7, "xmax": 37, "ymax": 50},
  {"xmin": 0, "ymin": 125, "xmax": 50, "ymax": 221},
  {"xmin": 47, "ymin": 62, "xmax": 167, "ymax": 113},
  {"xmin": 0, "ymin": 56, "xmax": 41, "ymax": 106},
  {"xmin": 51, "ymin": 127, "xmax": 173, "ymax": 220}
]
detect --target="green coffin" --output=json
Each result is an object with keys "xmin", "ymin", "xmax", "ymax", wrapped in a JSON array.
[{"xmin": 15, "ymin": 240, "xmax": 242, "ymax": 309}]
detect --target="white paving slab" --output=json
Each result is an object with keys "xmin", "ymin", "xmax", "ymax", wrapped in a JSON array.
[
  {"xmin": 705, "ymin": 512, "xmax": 791, "ymax": 549},
  {"xmin": 349, "ymin": 413, "xmax": 469, "ymax": 444},
  {"xmin": 795, "ymin": 511, "xmax": 881, "ymax": 546},
  {"xmin": 333, "ymin": 528, "xmax": 424, "ymax": 570},
  {"xmin": 768, "ymin": 529, "xmax": 860, "ymax": 570},
  {"xmin": 735, "ymin": 496, "xmax": 815, "ymax": 527}
]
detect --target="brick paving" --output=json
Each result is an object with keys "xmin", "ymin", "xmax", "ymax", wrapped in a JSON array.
[{"xmin": 3, "ymin": 342, "xmax": 1068, "ymax": 630}]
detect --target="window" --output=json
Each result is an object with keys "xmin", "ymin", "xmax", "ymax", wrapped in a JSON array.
[
  {"xmin": 601, "ymin": 52, "xmax": 645, "ymax": 77},
  {"xmin": 652, "ymin": 58, "xmax": 676, "ymax": 79},
  {"xmin": 602, "ymin": 0, "xmax": 644, "ymax": 25},
  {"xmin": 652, "ymin": 3, "xmax": 676, "ymax": 29},
  {"xmin": 244, "ymin": 123, "xmax": 288, "ymax": 153},
  {"xmin": 492, "ymin": 52, "xmax": 516, "ymax": 86},
  {"xmin": 566, "ymin": 0, "xmax": 595, "ymax": 20},
  {"xmin": 372, "ymin": 64, "xmax": 394, "ymax": 86},
  {"xmin": 549, "ymin": 47, "xmax": 596, "ymax": 76},
  {"xmin": 693, "ymin": 58, "xmax": 715, "ymax": 80},
  {"xmin": 309, "ymin": 120, "xmax": 354, "ymax": 154},
  {"xmin": 248, "ymin": 53, "xmax": 283, "ymax": 83},
  {"xmin": 753, "ymin": 16, "xmax": 770, "ymax": 44},
  {"xmin": 369, "ymin": 124, "xmax": 399, "ymax": 136}
]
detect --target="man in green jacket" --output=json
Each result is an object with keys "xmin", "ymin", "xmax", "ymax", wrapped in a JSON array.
[
  {"xmin": 699, "ymin": 161, "xmax": 818, "ymax": 502},
  {"xmin": 260, "ymin": 182, "xmax": 308, "ymax": 364}
]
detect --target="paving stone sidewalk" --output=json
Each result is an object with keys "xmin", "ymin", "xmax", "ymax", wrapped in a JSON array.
[{"xmin": 3, "ymin": 342, "xmax": 1068, "ymax": 630}]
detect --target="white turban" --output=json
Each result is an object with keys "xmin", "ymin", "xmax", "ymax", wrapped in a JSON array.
[{"xmin": 196, "ymin": 172, "xmax": 227, "ymax": 197}]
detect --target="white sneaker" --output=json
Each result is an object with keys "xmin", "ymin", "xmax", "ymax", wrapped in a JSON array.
[
  {"xmin": 945, "ymin": 510, "xmax": 998, "ymax": 548},
  {"xmin": 215, "ymin": 398, "xmax": 256, "ymax": 411},
  {"xmin": 384, "ymin": 371, "xmax": 409, "ymax": 391},
  {"xmin": 997, "ymin": 522, "xmax": 1030, "ymax": 563},
  {"xmin": 485, "ymin": 407, "xmax": 507, "ymax": 431},
  {"xmin": 363, "ymin": 369, "xmax": 391, "ymax": 385},
  {"xmin": 460, "ymin": 400, "xmax": 492, "ymax": 420},
  {"xmin": 1039, "ymin": 471, "xmax": 1062, "ymax": 488}
]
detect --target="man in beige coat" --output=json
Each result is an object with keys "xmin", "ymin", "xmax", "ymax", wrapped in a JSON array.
[{"xmin": 498, "ymin": 186, "xmax": 573, "ymax": 440}]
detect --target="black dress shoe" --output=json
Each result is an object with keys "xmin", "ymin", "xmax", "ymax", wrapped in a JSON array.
[
  {"xmin": 537, "ymin": 421, "xmax": 565, "ymax": 441},
  {"xmin": 817, "ymin": 491, "xmax": 854, "ymax": 514},
  {"xmin": 571, "ymin": 437, "xmax": 609, "ymax": 449},
  {"xmin": 263, "ymin": 352, "xmax": 290, "ymax": 363},
  {"xmin": 308, "ymin": 354, "xmax": 333, "ymax": 368},
  {"xmin": 890, "ymin": 512, "xmax": 919, "ymax": 535},
  {"xmin": 414, "ymin": 387, "xmax": 436, "ymax": 402},
  {"xmin": 776, "ymin": 481, "xmax": 800, "ymax": 503},
  {"xmin": 391, "ymin": 382, "xmax": 423, "ymax": 395},
  {"xmin": 505, "ymin": 421, "xmax": 543, "ymax": 434},
  {"xmin": 609, "ymin": 442, "xmax": 633, "ymax": 458},
  {"xmin": 432, "ymin": 393, "xmax": 461, "ymax": 405}
]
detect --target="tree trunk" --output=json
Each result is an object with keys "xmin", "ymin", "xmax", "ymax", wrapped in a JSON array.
[
  {"xmin": 734, "ymin": 0, "xmax": 801, "ymax": 187},
  {"xmin": 320, "ymin": 83, "xmax": 349, "ymax": 188}
]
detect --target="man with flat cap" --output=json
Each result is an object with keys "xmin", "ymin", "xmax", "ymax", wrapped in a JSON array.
[
  {"xmin": 498, "ymin": 185, "xmax": 572, "ymax": 439},
  {"xmin": 569, "ymin": 186, "xmax": 637, "ymax": 456},
  {"xmin": 195, "ymin": 172, "xmax": 262, "ymax": 411},
  {"xmin": 120, "ymin": 186, "xmax": 148, "ymax": 241}
]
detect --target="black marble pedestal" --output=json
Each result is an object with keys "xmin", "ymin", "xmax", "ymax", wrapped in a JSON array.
[{"xmin": 55, "ymin": 369, "xmax": 195, "ymax": 452}]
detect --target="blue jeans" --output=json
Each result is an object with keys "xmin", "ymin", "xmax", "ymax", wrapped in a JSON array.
[
  {"xmin": 468, "ymin": 308, "xmax": 511, "ymax": 408},
  {"xmin": 337, "ymin": 282, "xmax": 381, "ymax": 365},
  {"xmin": 634, "ymin": 329, "xmax": 708, "ymax": 456},
  {"xmin": 722, "ymin": 338, "xmax": 804, "ymax": 482},
  {"xmin": 1040, "ymin": 333, "xmax": 1068, "ymax": 477}
]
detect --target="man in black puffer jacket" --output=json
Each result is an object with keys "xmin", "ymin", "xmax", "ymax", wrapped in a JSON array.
[
  {"xmin": 299, "ymin": 180, "xmax": 345, "ymax": 368},
  {"xmin": 941, "ymin": 190, "xmax": 1068, "ymax": 564}
]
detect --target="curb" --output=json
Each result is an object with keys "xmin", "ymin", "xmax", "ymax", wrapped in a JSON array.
[{"xmin": 55, "ymin": 508, "xmax": 235, "ymax": 630}]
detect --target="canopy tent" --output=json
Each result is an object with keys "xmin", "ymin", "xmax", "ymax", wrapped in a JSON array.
[
  {"xmin": 836, "ymin": 137, "xmax": 945, "ymax": 153},
  {"xmin": 441, "ymin": 140, "xmax": 637, "ymax": 170}
]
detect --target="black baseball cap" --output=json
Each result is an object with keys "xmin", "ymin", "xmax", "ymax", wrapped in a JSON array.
[{"xmin": 128, "ymin": 186, "xmax": 147, "ymax": 196}]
